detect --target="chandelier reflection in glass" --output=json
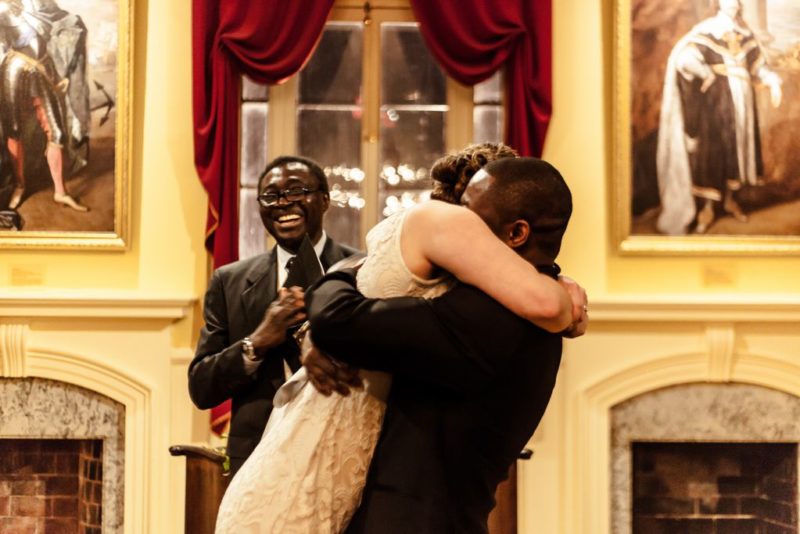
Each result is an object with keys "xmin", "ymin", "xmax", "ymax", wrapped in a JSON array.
[{"xmin": 324, "ymin": 164, "xmax": 433, "ymax": 218}]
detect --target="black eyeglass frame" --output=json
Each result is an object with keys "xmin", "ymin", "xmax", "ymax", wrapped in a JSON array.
[{"xmin": 257, "ymin": 187, "xmax": 320, "ymax": 207}]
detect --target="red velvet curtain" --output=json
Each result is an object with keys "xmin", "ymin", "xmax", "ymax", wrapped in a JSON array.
[
  {"xmin": 193, "ymin": 0, "xmax": 335, "ymax": 269},
  {"xmin": 409, "ymin": 0, "xmax": 552, "ymax": 157},
  {"xmin": 192, "ymin": 0, "xmax": 334, "ymax": 433}
]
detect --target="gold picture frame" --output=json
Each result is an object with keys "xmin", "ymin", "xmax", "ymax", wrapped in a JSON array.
[
  {"xmin": 0, "ymin": 0, "xmax": 133, "ymax": 250},
  {"xmin": 612, "ymin": 0, "xmax": 800, "ymax": 254}
]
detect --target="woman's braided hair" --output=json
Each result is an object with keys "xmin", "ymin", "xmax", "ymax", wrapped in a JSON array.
[{"xmin": 429, "ymin": 142, "xmax": 518, "ymax": 204}]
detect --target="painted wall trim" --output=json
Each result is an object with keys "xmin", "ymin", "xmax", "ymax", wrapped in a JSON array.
[
  {"xmin": 0, "ymin": 293, "xmax": 196, "ymax": 319},
  {"xmin": 588, "ymin": 296, "xmax": 800, "ymax": 322}
]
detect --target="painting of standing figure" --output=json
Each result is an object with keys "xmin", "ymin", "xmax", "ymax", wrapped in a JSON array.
[
  {"xmin": 0, "ymin": 0, "xmax": 129, "ymax": 248},
  {"xmin": 616, "ymin": 0, "xmax": 800, "ymax": 252}
]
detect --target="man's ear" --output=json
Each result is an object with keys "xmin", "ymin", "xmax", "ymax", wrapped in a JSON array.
[
  {"xmin": 506, "ymin": 219, "xmax": 531, "ymax": 249},
  {"xmin": 321, "ymin": 192, "xmax": 330, "ymax": 212}
]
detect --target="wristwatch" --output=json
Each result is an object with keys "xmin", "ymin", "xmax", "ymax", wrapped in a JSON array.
[{"xmin": 242, "ymin": 337, "xmax": 258, "ymax": 361}]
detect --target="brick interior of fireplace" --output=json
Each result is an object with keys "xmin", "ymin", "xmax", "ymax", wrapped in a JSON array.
[
  {"xmin": 0, "ymin": 439, "xmax": 103, "ymax": 534},
  {"xmin": 633, "ymin": 442, "xmax": 798, "ymax": 534}
]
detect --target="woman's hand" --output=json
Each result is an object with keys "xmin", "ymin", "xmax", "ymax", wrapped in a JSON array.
[{"xmin": 558, "ymin": 275, "xmax": 588, "ymax": 338}]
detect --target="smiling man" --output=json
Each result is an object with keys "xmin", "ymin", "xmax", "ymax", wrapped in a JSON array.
[{"xmin": 188, "ymin": 155, "xmax": 359, "ymax": 475}]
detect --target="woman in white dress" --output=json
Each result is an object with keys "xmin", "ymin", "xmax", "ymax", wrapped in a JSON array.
[{"xmin": 215, "ymin": 143, "xmax": 582, "ymax": 533}]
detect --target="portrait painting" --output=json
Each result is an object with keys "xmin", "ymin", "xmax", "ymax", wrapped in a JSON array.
[
  {"xmin": 614, "ymin": 0, "xmax": 800, "ymax": 253},
  {"xmin": 0, "ymin": 0, "xmax": 130, "ymax": 249}
]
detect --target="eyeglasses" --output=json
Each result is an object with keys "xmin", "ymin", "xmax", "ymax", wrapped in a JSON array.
[{"xmin": 258, "ymin": 187, "xmax": 319, "ymax": 207}]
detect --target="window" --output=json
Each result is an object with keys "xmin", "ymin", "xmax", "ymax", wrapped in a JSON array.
[{"xmin": 238, "ymin": 1, "xmax": 504, "ymax": 257}]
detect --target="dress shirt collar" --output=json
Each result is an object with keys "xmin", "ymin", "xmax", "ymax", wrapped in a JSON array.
[{"xmin": 276, "ymin": 232, "xmax": 327, "ymax": 287}]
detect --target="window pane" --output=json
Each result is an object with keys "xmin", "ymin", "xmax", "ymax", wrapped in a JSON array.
[
  {"xmin": 381, "ymin": 23, "xmax": 446, "ymax": 105},
  {"xmin": 242, "ymin": 75, "xmax": 269, "ymax": 101},
  {"xmin": 474, "ymin": 71, "xmax": 504, "ymax": 144},
  {"xmin": 473, "ymin": 105, "xmax": 503, "ymax": 145},
  {"xmin": 239, "ymin": 187, "xmax": 267, "ymax": 260},
  {"xmin": 240, "ymin": 102, "xmax": 269, "ymax": 187},
  {"xmin": 300, "ymin": 23, "xmax": 362, "ymax": 105},
  {"xmin": 297, "ymin": 109, "xmax": 363, "ymax": 247},
  {"xmin": 239, "ymin": 73, "xmax": 269, "ymax": 258},
  {"xmin": 380, "ymin": 110, "xmax": 443, "ymax": 190},
  {"xmin": 297, "ymin": 23, "xmax": 364, "ymax": 249},
  {"xmin": 380, "ymin": 23, "xmax": 446, "ymax": 219},
  {"xmin": 474, "ymin": 71, "xmax": 502, "ymax": 104}
]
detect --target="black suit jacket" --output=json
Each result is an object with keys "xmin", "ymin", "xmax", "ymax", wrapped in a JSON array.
[
  {"xmin": 307, "ymin": 270, "xmax": 562, "ymax": 534},
  {"xmin": 188, "ymin": 239, "xmax": 358, "ymax": 474}
]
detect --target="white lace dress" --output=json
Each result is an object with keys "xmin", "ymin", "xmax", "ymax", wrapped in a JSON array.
[{"xmin": 215, "ymin": 210, "xmax": 453, "ymax": 534}]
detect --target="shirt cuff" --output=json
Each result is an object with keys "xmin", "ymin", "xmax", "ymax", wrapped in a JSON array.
[{"xmin": 242, "ymin": 353, "xmax": 262, "ymax": 374}]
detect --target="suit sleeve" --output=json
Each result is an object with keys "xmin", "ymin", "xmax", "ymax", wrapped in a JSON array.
[
  {"xmin": 307, "ymin": 270, "xmax": 528, "ymax": 394},
  {"xmin": 188, "ymin": 270, "xmax": 259, "ymax": 409}
]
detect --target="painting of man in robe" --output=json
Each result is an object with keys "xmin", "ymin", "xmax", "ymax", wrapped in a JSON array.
[
  {"xmin": 0, "ymin": 0, "xmax": 117, "ymax": 232},
  {"xmin": 630, "ymin": 0, "xmax": 800, "ymax": 237}
]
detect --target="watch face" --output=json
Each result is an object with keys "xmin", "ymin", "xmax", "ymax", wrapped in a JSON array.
[{"xmin": 242, "ymin": 338, "xmax": 255, "ymax": 358}]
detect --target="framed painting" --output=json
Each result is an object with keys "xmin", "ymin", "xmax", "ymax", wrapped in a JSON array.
[
  {"xmin": 613, "ymin": 0, "xmax": 800, "ymax": 253},
  {"xmin": 0, "ymin": 0, "xmax": 131, "ymax": 249}
]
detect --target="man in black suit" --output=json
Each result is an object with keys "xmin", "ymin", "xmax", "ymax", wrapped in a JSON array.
[
  {"xmin": 188, "ymin": 155, "xmax": 358, "ymax": 475},
  {"xmin": 304, "ymin": 157, "xmax": 585, "ymax": 533}
]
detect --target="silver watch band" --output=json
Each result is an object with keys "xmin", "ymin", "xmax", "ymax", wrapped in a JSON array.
[{"xmin": 242, "ymin": 337, "xmax": 258, "ymax": 361}]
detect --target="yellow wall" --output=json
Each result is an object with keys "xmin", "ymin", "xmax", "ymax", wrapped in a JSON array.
[{"xmin": 548, "ymin": 0, "xmax": 800, "ymax": 298}]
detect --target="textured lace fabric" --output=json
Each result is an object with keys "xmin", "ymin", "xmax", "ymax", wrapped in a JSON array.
[{"xmin": 215, "ymin": 209, "xmax": 453, "ymax": 534}]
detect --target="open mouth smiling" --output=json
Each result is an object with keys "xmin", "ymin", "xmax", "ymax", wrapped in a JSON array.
[{"xmin": 273, "ymin": 213, "xmax": 304, "ymax": 228}]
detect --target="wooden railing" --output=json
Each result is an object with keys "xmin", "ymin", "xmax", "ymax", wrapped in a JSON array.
[
  {"xmin": 170, "ymin": 445, "xmax": 531, "ymax": 534},
  {"xmin": 169, "ymin": 445, "xmax": 230, "ymax": 534}
]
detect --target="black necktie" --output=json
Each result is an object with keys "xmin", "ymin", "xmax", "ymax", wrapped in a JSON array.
[
  {"xmin": 283, "ymin": 257, "xmax": 296, "ymax": 285},
  {"xmin": 282, "ymin": 256, "xmax": 302, "ymax": 373}
]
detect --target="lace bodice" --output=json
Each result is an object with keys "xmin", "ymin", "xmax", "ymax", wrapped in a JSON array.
[{"xmin": 357, "ymin": 210, "xmax": 453, "ymax": 300}]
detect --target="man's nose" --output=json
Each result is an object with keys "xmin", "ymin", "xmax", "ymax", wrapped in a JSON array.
[{"xmin": 275, "ymin": 194, "xmax": 292, "ymax": 206}]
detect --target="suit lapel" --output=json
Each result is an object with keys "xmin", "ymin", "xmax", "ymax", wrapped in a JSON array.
[
  {"xmin": 241, "ymin": 248, "xmax": 278, "ymax": 336},
  {"xmin": 320, "ymin": 239, "xmax": 344, "ymax": 271}
]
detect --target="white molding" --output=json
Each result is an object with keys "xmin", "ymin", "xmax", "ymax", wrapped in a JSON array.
[
  {"xmin": 0, "ymin": 292, "xmax": 195, "ymax": 319},
  {"xmin": 706, "ymin": 324, "xmax": 736, "ymax": 381},
  {"xmin": 588, "ymin": 295, "xmax": 800, "ymax": 322},
  {"xmin": 25, "ymin": 347, "xmax": 153, "ymax": 534},
  {"xmin": 0, "ymin": 323, "xmax": 28, "ymax": 377}
]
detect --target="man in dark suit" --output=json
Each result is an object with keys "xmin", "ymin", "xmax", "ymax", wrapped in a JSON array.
[
  {"xmin": 188, "ymin": 155, "xmax": 358, "ymax": 475},
  {"xmin": 304, "ymin": 157, "xmax": 586, "ymax": 533}
]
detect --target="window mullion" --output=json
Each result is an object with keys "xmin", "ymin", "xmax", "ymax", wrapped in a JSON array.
[
  {"xmin": 446, "ymin": 79, "xmax": 474, "ymax": 152},
  {"xmin": 268, "ymin": 77, "xmax": 298, "ymax": 157}
]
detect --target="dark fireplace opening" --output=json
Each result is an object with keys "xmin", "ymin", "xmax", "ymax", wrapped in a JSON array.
[
  {"xmin": 0, "ymin": 439, "xmax": 103, "ymax": 534},
  {"xmin": 632, "ymin": 442, "xmax": 798, "ymax": 534}
]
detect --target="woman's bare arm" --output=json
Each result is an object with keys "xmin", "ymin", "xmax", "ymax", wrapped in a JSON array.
[{"xmin": 401, "ymin": 201, "xmax": 573, "ymax": 333}]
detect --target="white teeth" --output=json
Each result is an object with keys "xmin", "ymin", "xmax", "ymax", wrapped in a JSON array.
[{"xmin": 277, "ymin": 214, "xmax": 301, "ymax": 223}]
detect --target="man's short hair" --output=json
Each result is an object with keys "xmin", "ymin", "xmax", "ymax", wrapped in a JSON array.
[
  {"xmin": 258, "ymin": 155, "xmax": 330, "ymax": 194},
  {"xmin": 483, "ymin": 157, "xmax": 572, "ymax": 260}
]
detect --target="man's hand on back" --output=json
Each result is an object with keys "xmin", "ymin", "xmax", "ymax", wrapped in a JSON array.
[{"xmin": 301, "ymin": 335, "xmax": 362, "ymax": 396}]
